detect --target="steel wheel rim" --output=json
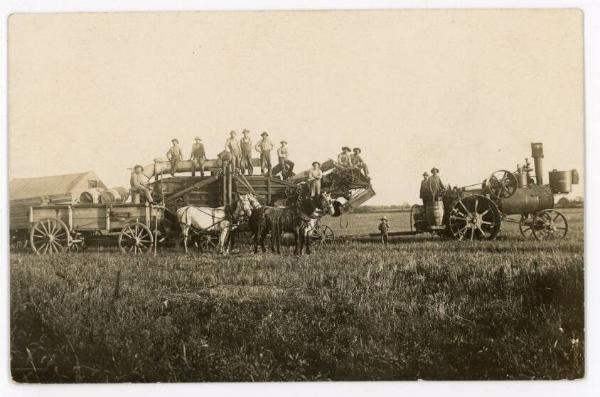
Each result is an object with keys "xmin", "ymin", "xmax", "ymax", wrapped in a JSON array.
[
  {"xmin": 320, "ymin": 225, "xmax": 335, "ymax": 245},
  {"xmin": 532, "ymin": 210, "xmax": 568, "ymax": 241},
  {"xmin": 201, "ymin": 235, "xmax": 218, "ymax": 251},
  {"xmin": 519, "ymin": 215, "xmax": 535, "ymax": 239},
  {"xmin": 119, "ymin": 222, "xmax": 153, "ymax": 254},
  {"xmin": 448, "ymin": 196, "xmax": 501, "ymax": 241},
  {"xmin": 30, "ymin": 218, "xmax": 69, "ymax": 255}
]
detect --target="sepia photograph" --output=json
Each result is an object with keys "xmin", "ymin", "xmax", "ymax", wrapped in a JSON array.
[{"xmin": 2, "ymin": 4, "xmax": 594, "ymax": 391}]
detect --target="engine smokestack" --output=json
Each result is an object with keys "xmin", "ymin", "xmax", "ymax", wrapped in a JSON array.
[{"xmin": 531, "ymin": 142, "xmax": 544, "ymax": 185}]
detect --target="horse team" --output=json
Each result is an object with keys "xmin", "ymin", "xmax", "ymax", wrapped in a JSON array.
[{"xmin": 176, "ymin": 190, "xmax": 335, "ymax": 255}]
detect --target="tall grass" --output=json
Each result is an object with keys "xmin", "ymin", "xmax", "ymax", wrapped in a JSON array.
[{"xmin": 10, "ymin": 227, "xmax": 584, "ymax": 382}]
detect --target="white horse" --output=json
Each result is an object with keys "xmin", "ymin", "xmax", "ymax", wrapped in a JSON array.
[{"xmin": 177, "ymin": 194, "xmax": 257, "ymax": 254}]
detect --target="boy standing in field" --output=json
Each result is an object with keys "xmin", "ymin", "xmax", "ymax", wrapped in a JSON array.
[{"xmin": 378, "ymin": 216, "xmax": 389, "ymax": 247}]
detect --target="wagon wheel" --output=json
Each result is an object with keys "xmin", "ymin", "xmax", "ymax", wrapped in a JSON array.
[
  {"xmin": 118, "ymin": 222, "xmax": 154, "ymax": 254},
  {"xmin": 200, "ymin": 234, "xmax": 219, "ymax": 252},
  {"xmin": 519, "ymin": 214, "xmax": 535, "ymax": 239},
  {"xmin": 68, "ymin": 239, "xmax": 86, "ymax": 253},
  {"xmin": 448, "ymin": 195, "xmax": 501, "ymax": 240},
  {"xmin": 531, "ymin": 209, "xmax": 568, "ymax": 241},
  {"xmin": 486, "ymin": 170, "xmax": 519, "ymax": 200},
  {"xmin": 29, "ymin": 218, "xmax": 71, "ymax": 255}
]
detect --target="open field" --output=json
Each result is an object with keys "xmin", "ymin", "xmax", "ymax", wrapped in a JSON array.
[{"xmin": 10, "ymin": 208, "xmax": 584, "ymax": 382}]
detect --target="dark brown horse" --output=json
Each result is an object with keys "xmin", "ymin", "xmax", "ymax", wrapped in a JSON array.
[{"xmin": 252, "ymin": 192, "xmax": 334, "ymax": 255}]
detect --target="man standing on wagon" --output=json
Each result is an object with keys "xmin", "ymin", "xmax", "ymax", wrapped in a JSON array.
[
  {"xmin": 308, "ymin": 161, "xmax": 323, "ymax": 198},
  {"xmin": 255, "ymin": 131, "xmax": 274, "ymax": 176},
  {"xmin": 337, "ymin": 146, "xmax": 352, "ymax": 167},
  {"xmin": 225, "ymin": 130, "xmax": 242, "ymax": 172},
  {"xmin": 240, "ymin": 129, "xmax": 254, "ymax": 175},
  {"xmin": 166, "ymin": 138, "xmax": 183, "ymax": 177},
  {"xmin": 190, "ymin": 136, "xmax": 206, "ymax": 177},
  {"xmin": 276, "ymin": 140, "xmax": 294, "ymax": 180}
]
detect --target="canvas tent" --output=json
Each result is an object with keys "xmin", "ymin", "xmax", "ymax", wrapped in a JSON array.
[
  {"xmin": 10, "ymin": 171, "xmax": 107, "ymax": 230},
  {"xmin": 10, "ymin": 171, "xmax": 106, "ymax": 203}
]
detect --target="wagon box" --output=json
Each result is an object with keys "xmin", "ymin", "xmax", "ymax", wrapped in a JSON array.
[{"xmin": 27, "ymin": 203, "xmax": 163, "ymax": 255}]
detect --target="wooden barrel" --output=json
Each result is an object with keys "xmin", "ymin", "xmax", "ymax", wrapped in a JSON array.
[
  {"xmin": 131, "ymin": 191, "xmax": 141, "ymax": 204},
  {"xmin": 426, "ymin": 201, "xmax": 444, "ymax": 226},
  {"xmin": 79, "ymin": 188, "xmax": 103, "ymax": 204},
  {"xmin": 100, "ymin": 187, "xmax": 130, "ymax": 204}
]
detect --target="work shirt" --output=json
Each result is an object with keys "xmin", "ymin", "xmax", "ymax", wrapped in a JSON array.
[
  {"xmin": 255, "ymin": 138, "xmax": 273, "ymax": 153},
  {"xmin": 425, "ymin": 174, "xmax": 445, "ymax": 202},
  {"xmin": 241, "ymin": 137, "xmax": 253, "ymax": 154},
  {"xmin": 419, "ymin": 179, "xmax": 429, "ymax": 200},
  {"xmin": 308, "ymin": 168, "xmax": 323, "ymax": 181},
  {"xmin": 130, "ymin": 172, "xmax": 148, "ymax": 190},
  {"xmin": 277, "ymin": 146, "xmax": 289, "ymax": 159},
  {"xmin": 225, "ymin": 137, "xmax": 241, "ymax": 155},
  {"xmin": 191, "ymin": 143, "xmax": 205, "ymax": 159},
  {"xmin": 167, "ymin": 145, "xmax": 183, "ymax": 161},
  {"xmin": 350, "ymin": 153, "xmax": 365, "ymax": 167},
  {"xmin": 378, "ymin": 221, "xmax": 389, "ymax": 234},
  {"xmin": 337, "ymin": 152, "xmax": 351, "ymax": 166}
]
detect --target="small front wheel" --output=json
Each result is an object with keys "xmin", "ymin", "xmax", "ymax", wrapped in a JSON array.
[
  {"xmin": 119, "ymin": 222, "xmax": 154, "ymax": 254},
  {"xmin": 532, "ymin": 209, "xmax": 568, "ymax": 241}
]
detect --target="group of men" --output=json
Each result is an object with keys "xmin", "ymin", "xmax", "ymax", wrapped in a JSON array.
[
  {"xmin": 164, "ymin": 130, "xmax": 296, "ymax": 179},
  {"xmin": 419, "ymin": 167, "xmax": 445, "ymax": 205},
  {"xmin": 336, "ymin": 146, "xmax": 370, "ymax": 178}
]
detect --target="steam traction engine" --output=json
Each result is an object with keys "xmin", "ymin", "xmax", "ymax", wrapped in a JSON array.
[{"xmin": 412, "ymin": 143, "xmax": 579, "ymax": 241}]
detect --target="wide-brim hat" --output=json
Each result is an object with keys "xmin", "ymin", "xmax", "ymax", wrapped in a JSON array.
[
  {"xmin": 242, "ymin": 129, "xmax": 250, "ymax": 134},
  {"xmin": 431, "ymin": 167, "xmax": 439, "ymax": 173},
  {"xmin": 353, "ymin": 147, "xmax": 361, "ymax": 153},
  {"xmin": 194, "ymin": 136, "xmax": 202, "ymax": 141},
  {"xmin": 423, "ymin": 172, "xmax": 430, "ymax": 177},
  {"xmin": 134, "ymin": 164, "xmax": 144, "ymax": 171},
  {"xmin": 261, "ymin": 132, "xmax": 269, "ymax": 137},
  {"xmin": 381, "ymin": 216, "xmax": 387, "ymax": 221},
  {"xmin": 171, "ymin": 139, "xmax": 179, "ymax": 144},
  {"xmin": 281, "ymin": 140, "xmax": 287, "ymax": 144},
  {"xmin": 312, "ymin": 161, "xmax": 320, "ymax": 166},
  {"xmin": 342, "ymin": 146, "xmax": 350, "ymax": 151}
]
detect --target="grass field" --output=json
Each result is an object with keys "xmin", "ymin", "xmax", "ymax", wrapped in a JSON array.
[{"xmin": 10, "ymin": 208, "xmax": 584, "ymax": 382}]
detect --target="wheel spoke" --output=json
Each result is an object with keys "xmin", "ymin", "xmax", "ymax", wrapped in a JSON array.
[
  {"xmin": 474, "ymin": 199, "xmax": 478, "ymax": 213},
  {"xmin": 459, "ymin": 201, "xmax": 470, "ymax": 216},
  {"xmin": 470, "ymin": 227, "xmax": 475, "ymax": 241}
]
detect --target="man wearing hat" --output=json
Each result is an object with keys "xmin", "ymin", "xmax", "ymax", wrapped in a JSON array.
[
  {"xmin": 420, "ymin": 171, "xmax": 430, "ymax": 206},
  {"xmin": 255, "ymin": 131, "xmax": 274, "ymax": 176},
  {"xmin": 276, "ymin": 140, "xmax": 294, "ymax": 180},
  {"xmin": 337, "ymin": 146, "xmax": 352, "ymax": 167},
  {"xmin": 224, "ymin": 130, "xmax": 242, "ymax": 172},
  {"xmin": 378, "ymin": 216, "xmax": 390, "ymax": 247},
  {"xmin": 130, "ymin": 165, "xmax": 155, "ymax": 204},
  {"xmin": 166, "ymin": 139, "xmax": 183, "ymax": 177},
  {"xmin": 240, "ymin": 129, "xmax": 254, "ymax": 175},
  {"xmin": 190, "ymin": 137, "xmax": 206, "ymax": 177},
  {"xmin": 350, "ymin": 147, "xmax": 370, "ymax": 178},
  {"xmin": 424, "ymin": 167, "xmax": 445, "ymax": 203},
  {"xmin": 308, "ymin": 161, "xmax": 323, "ymax": 197}
]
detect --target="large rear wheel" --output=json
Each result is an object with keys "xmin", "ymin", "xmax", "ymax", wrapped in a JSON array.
[{"xmin": 448, "ymin": 195, "xmax": 501, "ymax": 240}]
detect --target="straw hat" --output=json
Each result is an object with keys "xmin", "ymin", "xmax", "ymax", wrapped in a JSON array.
[
  {"xmin": 261, "ymin": 131, "xmax": 269, "ymax": 137},
  {"xmin": 134, "ymin": 164, "xmax": 144, "ymax": 171},
  {"xmin": 171, "ymin": 138, "xmax": 179, "ymax": 144},
  {"xmin": 194, "ymin": 136, "xmax": 202, "ymax": 141},
  {"xmin": 423, "ymin": 171, "xmax": 429, "ymax": 177},
  {"xmin": 353, "ymin": 147, "xmax": 361, "ymax": 154},
  {"xmin": 312, "ymin": 161, "xmax": 320, "ymax": 167}
]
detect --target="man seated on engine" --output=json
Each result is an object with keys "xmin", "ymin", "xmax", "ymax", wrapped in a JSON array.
[{"xmin": 130, "ymin": 165, "xmax": 156, "ymax": 204}]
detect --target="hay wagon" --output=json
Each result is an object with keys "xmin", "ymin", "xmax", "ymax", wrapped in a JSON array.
[{"xmin": 13, "ymin": 203, "xmax": 164, "ymax": 255}]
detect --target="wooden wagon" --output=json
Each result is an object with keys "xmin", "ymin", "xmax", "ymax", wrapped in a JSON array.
[{"xmin": 18, "ymin": 203, "xmax": 163, "ymax": 255}]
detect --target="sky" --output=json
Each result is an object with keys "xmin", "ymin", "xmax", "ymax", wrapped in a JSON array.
[{"xmin": 8, "ymin": 10, "xmax": 584, "ymax": 204}]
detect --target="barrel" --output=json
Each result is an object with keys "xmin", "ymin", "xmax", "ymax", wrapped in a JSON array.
[
  {"xmin": 549, "ymin": 169, "xmax": 572, "ymax": 194},
  {"xmin": 571, "ymin": 169, "xmax": 580, "ymax": 185},
  {"xmin": 426, "ymin": 201, "xmax": 444, "ymax": 226},
  {"xmin": 100, "ymin": 187, "xmax": 130, "ymax": 204},
  {"xmin": 79, "ymin": 188, "xmax": 103, "ymax": 204}
]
